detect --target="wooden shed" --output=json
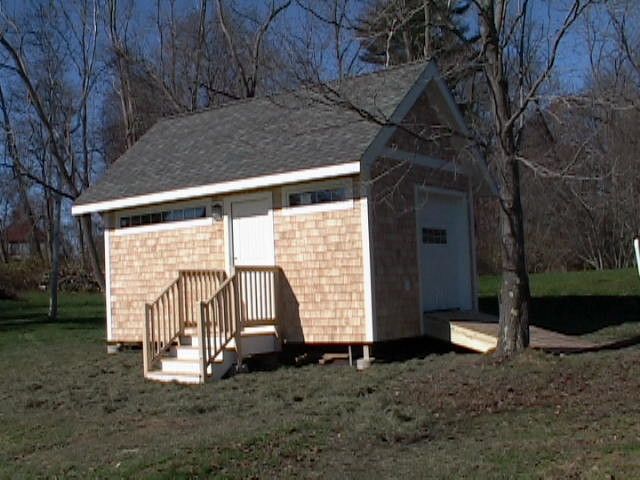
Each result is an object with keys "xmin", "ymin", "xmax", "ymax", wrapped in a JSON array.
[{"xmin": 72, "ymin": 61, "xmax": 493, "ymax": 383}]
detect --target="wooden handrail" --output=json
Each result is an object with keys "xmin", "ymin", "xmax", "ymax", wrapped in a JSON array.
[
  {"xmin": 199, "ymin": 275, "xmax": 241, "ymax": 381},
  {"xmin": 143, "ymin": 277, "xmax": 182, "ymax": 376},
  {"xmin": 143, "ymin": 269, "xmax": 227, "ymax": 377},
  {"xmin": 196, "ymin": 266, "xmax": 281, "ymax": 381}
]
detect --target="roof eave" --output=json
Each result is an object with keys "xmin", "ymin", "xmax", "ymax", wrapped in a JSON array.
[{"xmin": 71, "ymin": 161, "xmax": 361, "ymax": 216}]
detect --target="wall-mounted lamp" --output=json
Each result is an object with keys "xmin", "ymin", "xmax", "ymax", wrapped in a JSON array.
[{"xmin": 211, "ymin": 202, "xmax": 223, "ymax": 222}]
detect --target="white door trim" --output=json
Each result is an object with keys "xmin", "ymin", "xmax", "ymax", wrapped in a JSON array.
[
  {"xmin": 415, "ymin": 186, "xmax": 473, "ymax": 321},
  {"xmin": 224, "ymin": 192, "xmax": 275, "ymax": 271}
]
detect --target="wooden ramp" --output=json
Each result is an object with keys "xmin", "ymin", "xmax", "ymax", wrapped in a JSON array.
[{"xmin": 424, "ymin": 311, "xmax": 595, "ymax": 354}]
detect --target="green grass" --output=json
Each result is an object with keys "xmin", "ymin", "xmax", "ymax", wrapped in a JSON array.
[
  {"xmin": 478, "ymin": 268, "xmax": 640, "ymax": 297},
  {"xmin": 1, "ymin": 278, "xmax": 640, "ymax": 478},
  {"xmin": 478, "ymin": 268, "xmax": 640, "ymax": 343}
]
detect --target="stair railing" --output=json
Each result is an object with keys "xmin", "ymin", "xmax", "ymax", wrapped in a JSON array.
[
  {"xmin": 197, "ymin": 266, "xmax": 281, "ymax": 381},
  {"xmin": 143, "ymin": 269, "xmax": 226, "ymax": 376},
  {"xmin": 199, "ymin": 274, "xmax": 241, "ymax": 381}
]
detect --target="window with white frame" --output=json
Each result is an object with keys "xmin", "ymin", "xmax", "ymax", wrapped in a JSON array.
[
  {"xmin": 118, "ymin": 205, "xmax": 207, "ymax": 229},
  {"xmin": 283, "ymin": 180, "xmax": 353, "ymax": 214}
]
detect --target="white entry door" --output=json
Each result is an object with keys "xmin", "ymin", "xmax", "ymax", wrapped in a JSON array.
[
  {"xmin": 417, "ymin": 189, "xmax": 472, "ymax": 312},
  {"xmin": 230, "ymin": 195, "xmax": 275, "ymax": 322},
  {"xmin": 231, "ymin": 195, "xmax": 275, "ymax": 267}
]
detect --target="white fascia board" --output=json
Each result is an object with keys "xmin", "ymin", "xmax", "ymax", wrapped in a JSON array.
[
  {"xmin": 71, "ymin": 162, "xmax": 361, "ymax": 216},
  {"xmin": 361, "ymin": 62, "xmax": 439, "ymax": 167}
]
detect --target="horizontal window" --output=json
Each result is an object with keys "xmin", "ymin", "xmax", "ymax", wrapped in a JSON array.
[
  {"xmin": 119, "ymin": 206, "xmax": 207, "ymax": 229},
  {"xmin": 423, "ymin": 228, "xmax": 447, "ymax": 245},
  {"xmin": 288, "ymin": 187, "xmax": 347, "ymax": 207}
]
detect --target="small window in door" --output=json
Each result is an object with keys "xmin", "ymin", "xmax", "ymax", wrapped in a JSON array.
[{"xmin": 423, "ymin": 228, "xmax": 447, "ymax": 244}]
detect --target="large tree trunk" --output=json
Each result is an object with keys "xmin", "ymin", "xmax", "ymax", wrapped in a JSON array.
[
  {"xmin": 480, "ymin": 0, "xmax": 531, "ymax": 357},
  {"xmin": 497, "ymin": 154, "xmax": 531, "ymax": 356},
  {"xmin": 79, "ymin": 214, "xmax": 105, "ymax": 291},
  {"xmin": 48, "ymin": 190, "xmax": 61, "ymax": 320}
]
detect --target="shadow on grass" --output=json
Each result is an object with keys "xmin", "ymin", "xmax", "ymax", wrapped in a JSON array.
[
  {"xmin": 479, "ymin": 295, "xmax": 640, "ymax": 335},
  {"xmin": 0, "ymin": 315, "xmax": 104, "ymax": 329}
]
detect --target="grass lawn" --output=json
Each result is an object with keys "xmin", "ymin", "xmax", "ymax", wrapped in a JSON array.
[
  {"xmin": 1, "ymin": 272, "xmax": 640, "ymax": 478},
  {"xmin": 479, "ymin": 268, "xmax": 640, "ymax": 343},
  {"xmin": 478, "ymin": 267, "xmax": 640, "ymax": 297}
]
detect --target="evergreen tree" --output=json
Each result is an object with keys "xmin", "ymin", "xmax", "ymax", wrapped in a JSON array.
[{"xmin": 357, "ymin": 0, "xmax": 475, "ymax": 67}]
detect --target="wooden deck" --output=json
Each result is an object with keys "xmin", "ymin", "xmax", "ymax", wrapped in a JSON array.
[{"xmin": 424, "ymin": 311, "xmax": 595, "ymax": 353}]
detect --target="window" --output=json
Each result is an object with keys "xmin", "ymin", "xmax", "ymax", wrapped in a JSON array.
[
  {"xmin": 288, "ymin": 186, "xmax": 347, "ymax": 207},
  {"xmin": 119, "ymin": 205, "xmax": 207, "ymax": 229},
  {"xmin": 423, "ymin": 228, "xmax": 447, "ymax": 245}
]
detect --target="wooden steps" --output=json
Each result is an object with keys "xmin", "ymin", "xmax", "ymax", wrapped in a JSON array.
[{"xmin": 144, "ymin": 324, "xmax": 280, "ymax": 384}]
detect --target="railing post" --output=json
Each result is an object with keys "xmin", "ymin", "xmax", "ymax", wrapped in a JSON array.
[
  {"xmin": 273, "ymin": 268, "xmax": 280, "ymax": 327},
  {"xmin": 198, "ymin": 302, "xmax": 208, "ymax": 383},
  {"xmin": 177, "ymin": 273, "xmax": 185, "ymax": 332},
  {"xmin": 143, "ymin": 304, "xmax": 151, "ymax": 376},
  {"xmin": 233, "ymin": 275, "xmax": 243, "ymax": 369}
]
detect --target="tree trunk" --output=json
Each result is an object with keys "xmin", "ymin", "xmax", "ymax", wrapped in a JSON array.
[
  {"xmin": 423, "ymin": 0, "xmax": 431, "ymax": 60},
  {"xmin": 48, "ymin": 190, "xmax": 61, "ymax": 320},
  {"xmin": 0, "ymin": 229, "xmax": 7, "ymax": 263},
  {"xmin": 478, "ymin": 0, "xmax": 532, "ymax": 357},
  {"xmin": 496, "ymin": 154, "xmax": 531, "ymax": 355},
  {"xmin": 79, "ymin": 214, "xmax": 105, "ymax": 291}
]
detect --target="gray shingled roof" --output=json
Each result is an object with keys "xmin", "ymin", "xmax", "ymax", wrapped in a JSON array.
[{"xmin": 75, "ymin": 62, "xmax": 427, "ymax": 207}]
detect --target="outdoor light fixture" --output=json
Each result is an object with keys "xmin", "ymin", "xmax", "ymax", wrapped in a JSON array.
[{"xmin": 211, "ymin": 202, "xmax": 223, "ymax": 221}]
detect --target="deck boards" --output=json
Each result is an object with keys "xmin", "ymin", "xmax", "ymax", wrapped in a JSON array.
[{"xmin": 424, "ymin": 311, "xmax": 595, "ymax": 353}]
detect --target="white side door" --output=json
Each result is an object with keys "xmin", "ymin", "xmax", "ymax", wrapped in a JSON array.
[
  {"xmin": 417, "ymin": 189, "xmax": 473, "ymax": 312},
  {"xmin": 230, "ymin": 195, "xmax": 275, "ymax": 322},
  {"xmin": 231, "ymin": 196, "xmax": 275, "ymax": 267}
]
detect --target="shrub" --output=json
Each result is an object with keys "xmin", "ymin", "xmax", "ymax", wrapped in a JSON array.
[{"xmin": 0, "ymin": 260, "xmax": 46, "ymax": 299}]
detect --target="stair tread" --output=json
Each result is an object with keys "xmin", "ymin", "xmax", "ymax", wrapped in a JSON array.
[
  {"xmin": 148, "ymin": 369, "xmax": 200, "ymax": 376},
  {"xmin": 176, "ymin": 344, "xmax": 236, "ymax": 351},
  {"xmin": 161, "ymin": 355, "xmax": 225, "ymax": 364}
]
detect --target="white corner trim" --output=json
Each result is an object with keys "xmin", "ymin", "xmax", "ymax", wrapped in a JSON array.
[
  {"xmin": 72, "ymin": 162, "xmax": 361, "ymax": 216},
  {"xmin": 104, "ymin": 224, "xmax": 113, "ymax": 342},
  {"xmin": 280, "ymin": 178, "xmax": 354, "ymax": 216},
  {"xmin": 380, "ymin": 148, "xmax": 467, "ymax": 175},
  {"xmin": 360, "ymin": 188, "xmax": 376, "ymax": 343},
  {"xmin": 111, "ymin": 217, "xmax": 214, "ymax": 237}
]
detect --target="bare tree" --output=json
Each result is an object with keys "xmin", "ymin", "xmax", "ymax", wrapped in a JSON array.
[
  {"xmin": 474, "ymin": 0, "xmax": 601, "ymax": 356},
  {"xmin": 0, "ymin": 2, "xmax": 106, "ymax": 292},
  {"xmin": 0, "ymin": 83, "xmax": 45, "ymax": 262},
  {"xmin": 216, "ymin": 0, "xmax": 292, "ymax": 98}
]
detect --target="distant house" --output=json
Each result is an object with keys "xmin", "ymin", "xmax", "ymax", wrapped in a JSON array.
[
  {"xmin": 5, "ymin": 218, "xmax": 45, "ymax": 260},
  {"xmin": 72, "ymin": 62, "xmax": 493, "ymax": 384}
]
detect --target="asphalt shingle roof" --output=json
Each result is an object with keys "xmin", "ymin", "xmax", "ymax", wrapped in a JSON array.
[{"xmin": 75, "ymin": 62, "xmax": 427, "ymax": 207}]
